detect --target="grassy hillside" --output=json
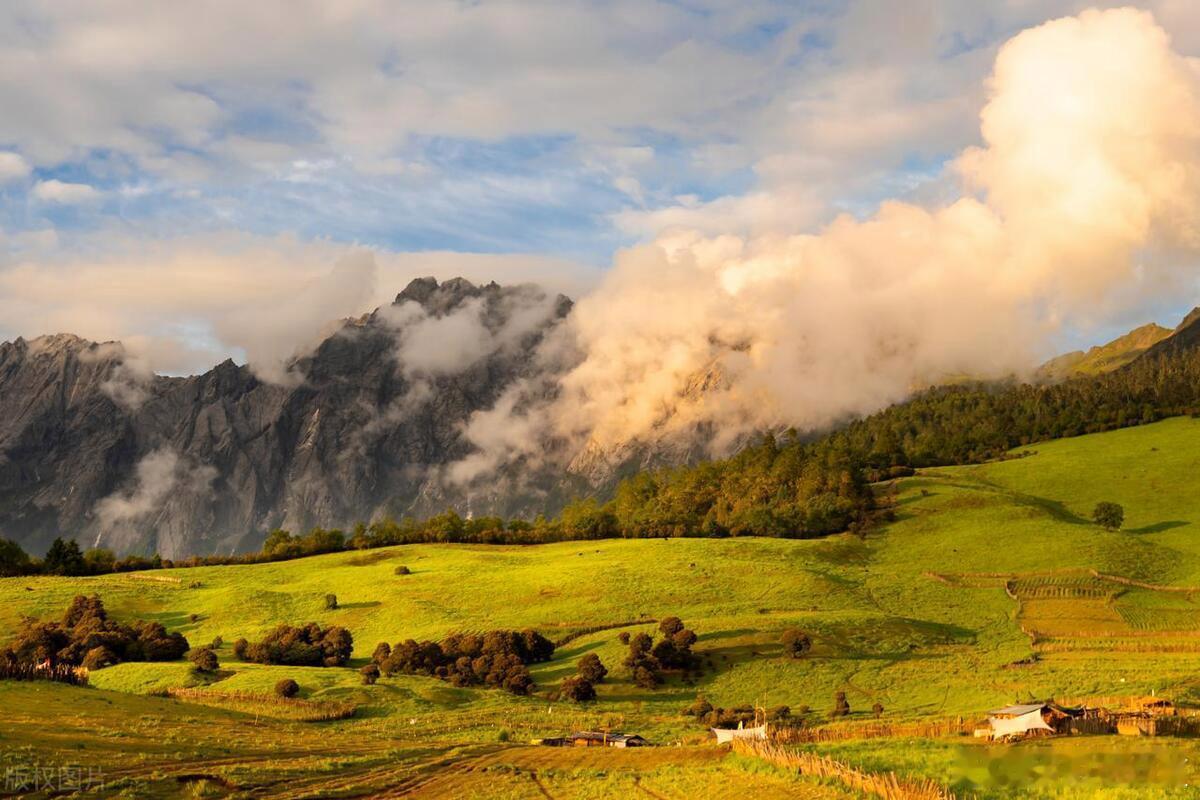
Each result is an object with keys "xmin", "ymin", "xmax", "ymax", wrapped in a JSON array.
[
  {"xmin": 1036, "ymin": 323, "xmax": 1173, "ymax": 380},
  {"xmin": 5, "ymin": 417, "xmax": 1200, "ymax": 797}
]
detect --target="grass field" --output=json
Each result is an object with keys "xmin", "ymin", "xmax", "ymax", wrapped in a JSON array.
[{"xmin": 5, "ymin": 417, "xmax": 1200, "ymax": 796}]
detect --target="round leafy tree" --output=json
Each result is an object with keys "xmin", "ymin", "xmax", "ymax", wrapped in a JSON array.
[
  {"xmin": 1093, "ymin": 502, "xmax": 1125, "ymax": 531},
  {"xmin": 781, "ymin": 628, "xmax": 812, "ymax": 658}
]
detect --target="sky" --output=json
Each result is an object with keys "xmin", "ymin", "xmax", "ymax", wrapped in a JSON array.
[{"xmin": 3, "ymin": 0, "xmax": 1200, "ymax": 375}]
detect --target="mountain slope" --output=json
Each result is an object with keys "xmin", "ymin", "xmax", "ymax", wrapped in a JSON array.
[
  {"xmin": 0, "ymin": 278, "xmax": 571, "ymax": 558},
  {"xmin": 1137, "ymin": 306, "xmax": 1200, "ymax": 360},
  {"xmin": 1036, "ymin": 322, "xmax": 1172, "ymax": 380}
]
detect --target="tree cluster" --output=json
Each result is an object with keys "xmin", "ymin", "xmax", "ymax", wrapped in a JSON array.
[
  {"xmin": 1, "ymin": 595, "xmax": 189, "ymax": 670},
  {"xmin": 374, "ymin": 629, "xmax": 554, "ymax": 695},
  {"xmin": 0, "ymin": 536, "xmax": 163, "ymax": 578},
  {"xmin": 623, "ymin": 617, "xmax": 699, "ymax": 688},
  {"xmin": 558, "ymin": 652, "xmax": 608, "ymax": 702},
  {"xmin": 233, "ymin": 623, "xmax": 353, "ymax": 667},
  {"xmin": 683, "ymin": 696, "xmax": 794, "ymax": 729}
]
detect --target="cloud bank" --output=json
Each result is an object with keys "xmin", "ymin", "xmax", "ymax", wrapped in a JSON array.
[
  {"xmin": 0, "ymin": 232, "xmax": 597, "ymax": 379},
  {"xmin": 453, "ymin": 7, "xmax": 1200, "ymax": 479}
]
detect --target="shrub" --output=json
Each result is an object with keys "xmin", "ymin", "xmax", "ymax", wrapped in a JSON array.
[
  {"xmin": 1093, "ymin": 502, "xmax": 1125, "ymax": 531},
  {"xmin": 560, "ymin": 675, "xmax": 596, "ymax": 702},
  {"xmin": 781, "ymin": 628, "xmax": 812, "ymax": 658},
  {"xmin": 238, "ymin": 624, "xmax": 354, "ymax": 667},
  {"xmin": 832, "ymin": 691, "xmax": 850, "ymax": 718},
  {"xmin": 872, "ymin": 702, "xmax": 884, "ymax": 719},
  {"xmin": 394, "ymin": 565, "xmax": 411, "ymax": 575},
  {"xmin": 617, "ymin": 631, "xmax": 631, "ymax": 645},
  {"xmin": 81, "ymin": 646, "xmax": 116, "ymax": 671},
  {"xmin": 577, "ymin": 653, "xmax": 608, "ymax": 683},
  {"xmin": 232, "ymin": 638, "xmax": 249, "ymax": 660},
  {"xmin": 189, "ymin": 647, "xmax": 219, "ymax": 673},
  {"xmin": 701, "ymin": 705, "xmax": 757, "ymax": 729},
  {"xmin": 372, "ymin": 641, "xmax": 392, "ymax": 664},
  {"xmin": 275, "ymin": 678, "xmax": 300, "ymax": 698},
  {"xmin": 360, "ymin": 663, "xmax": 380, "ymax": 685},
  {"xmin": 497, "ymin": 729, "xmax": 510, "ymax": 742},
  {"xmin": 633, "ymin": 665, "xmax": 659, "ymax": 689},
  {"xmin": 683, "ymin": 695, "xmax": 713, "ymax": 717},
  {"xmin": 209, "ymin": 636, "xmax": 223, "ymax": 649},
  {"xmin": 324, "ymin": 594, "xmax": 338, "ymax": 610},
  {"xmin": 659, "ymin": 616, "xmax": 684, "ymax": 637}
]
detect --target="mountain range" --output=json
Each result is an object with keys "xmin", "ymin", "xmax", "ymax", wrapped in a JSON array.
[
  {"xmin": 0, "ymin": 278, "xmax": 575, "ymax": 558},
  {"xmin": 3, "ymin": 279, "xmax": 1199, "ymax": 559}
]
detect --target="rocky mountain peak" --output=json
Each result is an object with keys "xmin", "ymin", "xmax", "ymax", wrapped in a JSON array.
[{"xmin": 394, "ymin": 276, "xmax": 487, "ymax": 316}]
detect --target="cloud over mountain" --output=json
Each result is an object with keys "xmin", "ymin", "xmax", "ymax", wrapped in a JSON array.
[{"xmin": 452, "ymin": 7, "xmax": 1200, "ymax": 479}]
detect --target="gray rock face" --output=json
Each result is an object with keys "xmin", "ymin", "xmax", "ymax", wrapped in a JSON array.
[{"xmin": 0, "ymin": 278, "xmax": 573, "ymax": 558}]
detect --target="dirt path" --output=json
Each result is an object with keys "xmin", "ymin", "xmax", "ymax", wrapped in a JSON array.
[
  {"xmin": 633, "ymin": 777, "xmax": 671, "ymax": 800},
  {"xmin": 530, "ymin": 772, "xmax": 557, "ymax": 799}
]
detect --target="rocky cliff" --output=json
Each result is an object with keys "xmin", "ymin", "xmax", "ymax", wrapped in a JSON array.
[{"xmin": 0, "ymin": 278, "xmax": 573, "ymax": 558}]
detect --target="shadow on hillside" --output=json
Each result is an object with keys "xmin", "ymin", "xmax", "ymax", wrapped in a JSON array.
[
  {"xmin": 896, "ymin": 490, "xmax": 939, "ymax": 506},
  {"xmin": 697, "ymin": 628, "xmax": 758, "ymax": 643},
  {"xmin": 944, "ymin": 477, "xmax": 1094, "ymax": 526},
  {"xmin": 338, "ymin": 601, "xmax": 382, "ymax": 609},
  {"xmin": 553, "ymin": 641, "xmax": 608, "ymax": 662},
  {"xmin": 1125, "ymin": 520, "xmax": 1189, "ymax": 534},
  {"xmin": 1015, "ymin": 495, "xmax": 1092, "ymax": 525},
  {"xmin": 143, "ymin": 610, "xmax": 196, "ymax": 630}
]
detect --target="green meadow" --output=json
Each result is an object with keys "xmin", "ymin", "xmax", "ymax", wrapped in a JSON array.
[{"xmin": 5, "ymin": 416, "xmax": 1200, "ymax": 797}]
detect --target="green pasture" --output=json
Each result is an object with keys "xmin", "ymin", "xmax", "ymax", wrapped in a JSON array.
[{"xmin": 5, "ymin": 416, "xmax": 1200, "ymax": 795}]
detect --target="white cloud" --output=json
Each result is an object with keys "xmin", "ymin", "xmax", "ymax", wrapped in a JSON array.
[
  {"xmin": 92, "ymin": 447, "xmax": 217, "ymax": 551},
  {"xmin": 0, "ymin": 151, "xmax": 29, "ymax": 183},
  {"xmin": 31, "ymin": 179, "xmax": 100, "ymax": 204},
  {"xmin": 453, "ymin": 6, "xmax": 1200, "ymax": 481},
  {"xmin": 0, "ymin": 230, "xmax": 598, "ymax": 378}
]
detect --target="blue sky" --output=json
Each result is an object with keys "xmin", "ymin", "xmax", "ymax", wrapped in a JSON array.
[{"xmin": 1, "ymin": 0, "xmax": 1198, "ymax": 374}]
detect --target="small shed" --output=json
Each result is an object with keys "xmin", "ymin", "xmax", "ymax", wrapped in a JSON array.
[
  {"xmin": 987, "ymin": 703, "xmax": 1079, "ymax": 741},
  {"xmin": 564, "ymin": 731, "xmax": 648, "ymax": 748}
]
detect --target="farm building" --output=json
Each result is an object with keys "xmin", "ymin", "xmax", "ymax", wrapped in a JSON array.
[
  {"xmin": 536, "ymin": 732, "xmax": 648, "ymax": 748},
  {"xmin": 986, "ymin": 703, "xmax": 1081, "ymax": 741}
]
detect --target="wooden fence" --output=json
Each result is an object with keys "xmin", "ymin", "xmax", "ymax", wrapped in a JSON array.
[
  {"xmin": 771, "ymin": 718, "xmax": 973, "ymax": 744},
  {"xmin": 733, "ymin": 739, "xmax": 964, "ymax": 800},
  {"xmin": 0, "ymin": 661, "xmax": 89, "ymax": 686},
  {"xmin": 126, "ymin": 573, "xmax": 182, "ymax": 584},
  {"xmin": 1090, "ymin": 571, "xmax": 1200, "ymax": 594}
]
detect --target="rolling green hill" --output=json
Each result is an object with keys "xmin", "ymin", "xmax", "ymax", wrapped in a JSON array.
[{"xmin": 6, "ymin": 417, "xmax": 1200, "ymax": 797}]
